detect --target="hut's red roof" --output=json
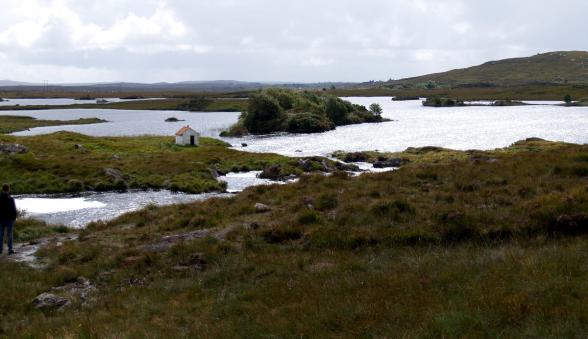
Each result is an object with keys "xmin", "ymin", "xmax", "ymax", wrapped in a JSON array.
[{"xmin": 175, "ymin": 126, "xmax": 193, "ymax": 136}]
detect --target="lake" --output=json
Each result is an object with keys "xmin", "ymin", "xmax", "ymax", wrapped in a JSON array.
[
  {"xmin": 5, "ymin": 97, "xmax": 587, "ymax": 156},
  {"xmin": 231, "ymin": 98, "xmax": 588, "ymax": 156},
  {"xmin": 8, "ymin": 109, "xmax": 240, "ymax": 138}
]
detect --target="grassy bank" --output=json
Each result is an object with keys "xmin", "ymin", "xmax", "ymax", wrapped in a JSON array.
[
  {"xmin": 1, "ymin": 139, "xmax": 587, "ymax": 336},
  {"xmin": 0, "ymin": 116, "xmax": 106, "ymax": 134},
  {"xmin": 0, "ymin": 132, "xmax": 294, "ymax": 194},
  {"xmin": 0, "ymin": 132, "xmax": 353, "ymax": 195}
]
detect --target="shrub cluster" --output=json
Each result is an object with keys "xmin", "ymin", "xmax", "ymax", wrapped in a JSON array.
[{"xmin": 226, "ymin": 89, "xmax": 383, "ymax": 135}]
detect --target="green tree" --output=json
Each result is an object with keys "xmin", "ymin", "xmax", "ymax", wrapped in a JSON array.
[
  {"xmin": 325, "ymin": 96, "xmax": 350, "ymax": 124},
  {"xmin": 243, "ymin": 92, "xmax": 283, "ymax": 133},
  {"xmin": 564, "ymin": 94, "xmax": 572, "ymax": 104},
  {"xmin": 369, "ymin": 103, "xmax": 383, "ymax": 116}
]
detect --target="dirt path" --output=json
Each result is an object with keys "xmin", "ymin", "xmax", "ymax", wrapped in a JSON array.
[{"xmin": 1, "ymin": 234, "xmax": 78, "ymax": 269}]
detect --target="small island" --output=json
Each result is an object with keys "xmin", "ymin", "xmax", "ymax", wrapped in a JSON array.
[
  {"xmin": 221, "ymin": 88, "xmax": 386, "ymax": 136},
  {"xmin": 165, "ymin": 117, "xmax": 185, "ymax": 122},
  {"xmin": 423, "ymin": 97, "xmax": 528, "ymax": 107},
  {"xmin": 422, "ymin": 97, "xmax": 466, "ymax": 107}
]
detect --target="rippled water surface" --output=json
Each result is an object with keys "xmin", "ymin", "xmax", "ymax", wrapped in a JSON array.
[{"xmin": 229, "ymin": 97, "xmax": 588, "ymax": 156}]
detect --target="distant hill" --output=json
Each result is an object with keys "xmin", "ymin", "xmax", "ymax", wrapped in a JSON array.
[
  {"xmin": 388, "ymin": 51, "xmax": 588, "ymax": 88},
  {"xmin": 0, "ymin": 80, "xmax": 38, "ymax": 87},
  {"xmin": 0, "ymin": 80, "xmax": 360, "ymax": 93}
]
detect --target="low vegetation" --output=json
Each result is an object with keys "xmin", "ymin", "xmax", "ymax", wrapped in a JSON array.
[
  {"xmin": 1, "ymin": 139, "xmax": 587, "ymax": 336},
  {"xmin": 0, "ymin": 116, "xmax": 106, "ymax": 134},
  {"xmin": 0, "ymin": 132, "xmax": 355, "ymax": 195},
  {"xmin": 422, "ymin": 97, "xmax": 465, "ymax": 107},
  {"xmin": 221, "ymin": 88, "xmax": 385, "ymax": 136}
]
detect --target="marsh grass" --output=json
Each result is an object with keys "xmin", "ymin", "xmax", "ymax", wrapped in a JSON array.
[
  {"xmin": 1, "ymin": 139, "xmax": 587, "ymax": 337},
  {"xmin": 0, "ymin": 132, "xmax": 297, "ymax": 194}
]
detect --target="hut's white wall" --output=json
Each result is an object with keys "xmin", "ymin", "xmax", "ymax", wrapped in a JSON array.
[{"xmin": 176, "ymin": 131, "xmax": 200, "ymax": 145}]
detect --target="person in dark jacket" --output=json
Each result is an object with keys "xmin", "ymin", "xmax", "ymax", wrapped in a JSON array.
[{"xmin": 0, "ymin": 183, "xmax": 17, "ymax": 255}]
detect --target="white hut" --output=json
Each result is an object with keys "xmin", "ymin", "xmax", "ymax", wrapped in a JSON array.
[{"xmin": 175, "ymin": 125, "xmax": 200, "ymax": 146}]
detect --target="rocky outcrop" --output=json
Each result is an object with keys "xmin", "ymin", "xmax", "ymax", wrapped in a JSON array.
[
  {"xmin": 343, "ymin": 152, "xmax": 368, "ymax": 163},
  {"xmin": 142, "ymin": 225, "xmax": 239, "ymax": 253},
  {"xmin": 373, "ymin": 158, "xmax": 403, "ymax": 168},
  {"xmin": 103, "ymin": 168, "xmax": 125, "ymax": 182},
  {"xmin": 32, "ymin": 276, "xmax": 96, "ymax": 310},
  {"xmin": 33, "ymin": 293, "xmax": 70, "ymax": 310},
  {"xmin": 334, "ymin": 161, "xmax": 360, "ymax": 171},
  {"xmin": 0, "ymin": 143, "xmax": 28, "ymax": 154}
]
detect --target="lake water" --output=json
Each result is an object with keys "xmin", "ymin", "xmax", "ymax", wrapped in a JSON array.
[{"xmin": 8, "ymin": 109, "xmax": 240, "ymax": 138}]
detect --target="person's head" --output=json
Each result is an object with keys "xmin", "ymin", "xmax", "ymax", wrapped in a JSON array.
[{"xmin": 2, "ymin": 184, "xmax": 10, "ymax": 194}]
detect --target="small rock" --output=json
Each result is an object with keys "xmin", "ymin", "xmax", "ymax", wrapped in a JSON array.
[
  {"xmin": 74, "ymin": 144, "xmax": 84, "ymax": 150},
  {"xmin": 295, "ymin": 150, "xmax": 303, "ymax": 153},
  {"xmin": 103, "ymin": 168, "xmax": 125, "ymax": 181},
  {"xmin": 32, "ymin": 293, "xmax": 70, "ymax": 310},
  {"xmin": 112, "ymin": 154, "xmax": 121, "ymax": 161},
  {"xmin": 255, "ymin": 203, "xmax": 271, "ymax": 213},
  {"xmin": 241, "ymin": 143, "xmax": 248, "ymax": 147},
  {"xmin": 259, "ymin": 164, "xmax": 282, "ymax": 180},
  {"xmin": 334, "ymin": 161, "xmax": 360, "ymax": 171},
  {"xmin": 343, "ymin": 152, "xmax": 368, "ymax": 163},
  {"xmin": 0, "ymin": 143, "xmax": 28, "ymax": 154},
  {"xmin": 122, "ymin": 256, "xmax": 143, "ymax": 265},
  {"xmin": 373, "ymin": 158, "xmax": 403, "ymax": 168}
]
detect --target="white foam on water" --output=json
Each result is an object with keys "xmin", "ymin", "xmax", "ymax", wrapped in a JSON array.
[{"xmin": 16, "ymin": 197, "xmax": 106, "ymax": 214}]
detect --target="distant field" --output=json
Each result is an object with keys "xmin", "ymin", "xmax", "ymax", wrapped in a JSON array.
[
  {"xmin": 330, "ymin": 84, "xmax": 588, "ymax": 101},
  {"xmin": 0, "ymin": 98, "xmax": 248, "ymax": 112}
]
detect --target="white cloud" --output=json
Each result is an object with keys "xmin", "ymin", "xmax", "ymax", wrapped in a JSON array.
[{"xmin": 0, "ymin": 0, "xmax": 585, "ymax": 82}]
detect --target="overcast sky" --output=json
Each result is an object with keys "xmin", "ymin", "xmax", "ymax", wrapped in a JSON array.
[{"xmin": 0, "ymin": 0, "xmax": 586, "ymax": 83}]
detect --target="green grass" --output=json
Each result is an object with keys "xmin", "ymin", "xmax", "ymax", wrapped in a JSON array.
[
  {"xmin": 0, "ymin": 115, "xmax": 106, "ymax": 134},
  {"xmin": 0, "ymin": 139, "xmax": 587, "ymax": 336},
  {"xmin": 0, "ymin": 132, "xmax": 298, "ymax": 194},
  {"xmin": 329, "ymin": 84, "xmax": 588, "ymax": 101},
  {"xmin": 0, "ymin": 132, "xmax": 351, "ymax": 195}
]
